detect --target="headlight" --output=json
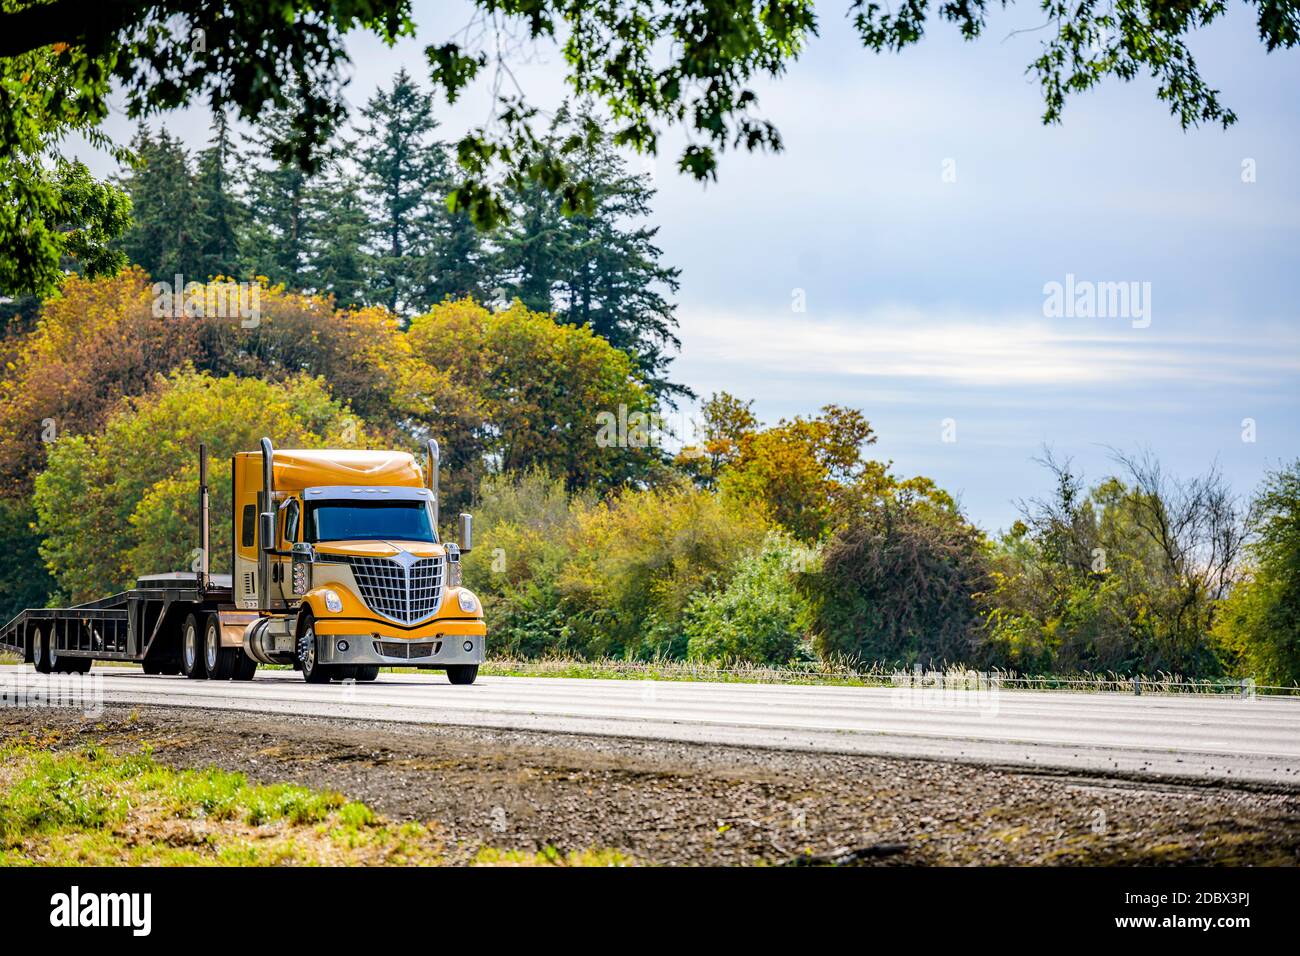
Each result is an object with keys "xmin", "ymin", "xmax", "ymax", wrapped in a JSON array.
[
  {"xmin": 457, "ymin": 590, "xmax": 479, "ymax": 614},
  {"xmin": 323, "ymin": 589, "xmax": 343, "ymax": 613}
]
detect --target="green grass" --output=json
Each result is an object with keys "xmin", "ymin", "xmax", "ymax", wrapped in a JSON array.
[
  {"xmin": 0, "ymin": 737, "xmax": 634, "ymax": 866},
  {"xmin": 0, "ymin": 738, "xmax": 442, "ymax": 865}
]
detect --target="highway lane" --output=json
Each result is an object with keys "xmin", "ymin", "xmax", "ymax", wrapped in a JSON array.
[{"xmin": 4, "ymin": 664, "xmax": 1299, "ymax": 785}]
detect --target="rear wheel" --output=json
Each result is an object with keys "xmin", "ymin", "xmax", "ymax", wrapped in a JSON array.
[
  {"xmin": 354, "ymin": 665, "xmax": 380, "ymax": 682},
  {"xmin": 58, "ymin": 657, "xmax": 91, "ymax": 674},
  {"xmin": 298, "ymin": 617, "xmax": 332, "ymax": 684},
  {"xmin": 32, "ymin": 627, "xmax": 53, "ymax": 674},
  {"xmin": 142, "ymin": 658, "xmax": 163, "ymax": 675},
  {"xmin": 204, "ymin": 615, "xmax": 236, "ymax": 680},
  {"xmin": 181, "ymin": 613, "xmax": 207, "ymax": 679},
  {"xmin": 446, "ymin": 664, "xmax": 478, "ymax": 686}
]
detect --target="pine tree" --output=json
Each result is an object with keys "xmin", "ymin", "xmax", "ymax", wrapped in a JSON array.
[
  {"xmin": 354, "ymin": 69, "xmax": 444, "ymax": 319},
  {"xmin": 242, "ymin": 102, "xmax": 314, "ymax": 288},
  {"xmin": 192, "ymin": 111, "xmax": 244, "ymax": 280},
  {"xmin": 494, "ymin": 106, "xmax": 687, "ymax": 401},
  {"xmin": 305, "ymin": 163, "xmax": 370, "ymax": 309},
  {"xmin": 115, "ymin": 126, "xmax": 203, "ymax": 281}
]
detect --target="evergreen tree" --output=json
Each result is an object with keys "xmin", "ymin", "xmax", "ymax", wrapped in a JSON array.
[
  {"xmin": 305, "ymin": 163, "xmax": 370, "ymax": 309},
  {"xmin": 494, "ymin": 106, "xmax": 686, "ymax": 401},
  {"xmin": 115, "ymin": 126, "xmax": 202, "ymax": 281},
  {"xmin": 355, "ymin": 69, "xmax": 443, "ymax": 319},
  {"xmin": 242, "ymin": 102, "xmax": 314, "ymax": 288},
  {"xmin": 192, "ymin": 111, "xmax": 244, "ymax": 280}
]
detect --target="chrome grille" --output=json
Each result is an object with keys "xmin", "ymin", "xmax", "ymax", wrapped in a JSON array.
[{"xmin": 326, "ymin": 554, "xmax": 445, "ymax": 624}]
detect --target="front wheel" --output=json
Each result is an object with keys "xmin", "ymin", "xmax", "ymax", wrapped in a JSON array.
[
  {"xmin": 297, "ymin": 617, "xmax": 332, "ymax": 684},
  {"xmin": 353, "ymin": 665, "xmax": 380, "ymax": 682},
  {"xmin": 446, "ymin": 665, "xmax": 478, "ymax": 686}
]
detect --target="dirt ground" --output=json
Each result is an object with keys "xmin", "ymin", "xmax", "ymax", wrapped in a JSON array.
[{"xmin": 3, "ymin": 704, "xmax": 1298, "ymax": 866}]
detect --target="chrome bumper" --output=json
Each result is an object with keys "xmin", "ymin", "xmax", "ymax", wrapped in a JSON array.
[{"xmin": 318, "ymin": 633, "xmax": 485, "ymax": 667}]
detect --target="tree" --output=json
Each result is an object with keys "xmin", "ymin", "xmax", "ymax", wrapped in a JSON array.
[
  {"xmin": 805, "ymin": 502, "xmax": 991, "ymax": 668},
  {"xmin": 0, "ymin": 497, "xmax": 54, "ymax": 624},
  {"xmin": 677, "ymin": 391, "xmax": 759, "ymax": 490},
  {"xmin": 495, "ymin": 106, "xmax": 685, "ymax": 399},
  {"xmin": 354, "ymin": 69, "xmax": 444, "ymax": 319},
  {"xmin": 303, "ymin": 163, "xmax": 370, "ymax": 309},
  {"xmin": 114, "ymin": 126, "xmax": 202, "ymax": 280},
  {"xmin": 192, "ymin": 111, "xmax": 244, "ymax": 280},
  {"xmin": 242, "ymin": 103, "xmax": 315, "ymax": 289},
  {"xmin": 33, "ymin": 370, "xmax": 368, "ymax": 603},
  {"xmin": 985, "ymin": 450, "xmax": 1246, "ymax": 675},
  {"xmin": 721, "ymin": 405, "xmax": 879, "ymax": 543},
  {"xmin": 0, "ymin": 268, "xmax": 202, "ymax": 496},
  {"xmin": 1213, "ymin": 460, "xmax": 1300, "ymax": 686},
  {"xmin": 8, "ymin": 0, "xmax": 1286, "ymax": 289},
  {"xmin": 404, "ymin": 298, "xmax": 663, "ymax": 507},
  {"xmin": 0, "ymin": 42, "xmax": 131, "ymax": 297}
]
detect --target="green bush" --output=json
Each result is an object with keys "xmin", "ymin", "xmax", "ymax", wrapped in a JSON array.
[{"xmin": 683, "ymin": 533, "xmax": 815, "ymax": 665}]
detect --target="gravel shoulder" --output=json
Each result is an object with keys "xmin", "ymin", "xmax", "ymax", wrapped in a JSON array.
[{"xmin": 3, "ymin": 705, "xmax": 1297, "ymax": 866}]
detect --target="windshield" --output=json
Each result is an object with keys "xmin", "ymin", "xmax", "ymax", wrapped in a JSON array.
[{"xmin": 305, "ymin": 500, "xmax": 437, "ymax": 543}]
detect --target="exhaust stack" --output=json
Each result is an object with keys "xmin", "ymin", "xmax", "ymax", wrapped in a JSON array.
[
  {"xmin": 198, "ymin": 443, "xmax": 210, "ymax": 591},
  {"xmin": 426, "ymin": 439, "xmax": 440, "ymax": 533},
  {"xmin": 259, "ymin": 437, "xmax": 274, "ymax": 610}
]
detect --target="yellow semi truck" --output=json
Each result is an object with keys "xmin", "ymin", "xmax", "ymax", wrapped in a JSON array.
[{"xmin": 0, "ymin": 438, "xmax": 485, "ymax": 685}]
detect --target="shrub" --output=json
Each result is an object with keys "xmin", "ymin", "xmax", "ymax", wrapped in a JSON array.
[
  {"xmin": 804, "ymin": 504, "xmax": 990, "ymax": 668},
  {"xmin": 559, "ymin": 483, "xmax": 770, "ymax": 658},
  {"xmin": 683, "ymin": 533, "xmax": 816, "ymax": 665}
]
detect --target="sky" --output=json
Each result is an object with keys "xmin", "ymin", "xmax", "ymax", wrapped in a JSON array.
[{"xmin": 79, "ymin": 1, "xmax": 1300, "ymax": 531}]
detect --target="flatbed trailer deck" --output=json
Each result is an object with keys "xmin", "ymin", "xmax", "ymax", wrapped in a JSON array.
[{"xmin": 0, "ymin": 572, "xmax": 233, "ymax": 674}]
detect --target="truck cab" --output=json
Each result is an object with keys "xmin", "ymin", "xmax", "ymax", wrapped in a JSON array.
[{"xmin": 230, "ymin": 442, "xmax": 485, "ymax": 684}]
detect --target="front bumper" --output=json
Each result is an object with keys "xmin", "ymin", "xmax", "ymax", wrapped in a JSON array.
[{"xmin": 317, "ymin": 630, "xmax": 485, "ymax": 667}]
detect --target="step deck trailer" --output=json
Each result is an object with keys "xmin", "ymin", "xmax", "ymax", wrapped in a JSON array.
[{"xmin": 0, "ymin": 572, "xmax": 233, "ymax": 676}]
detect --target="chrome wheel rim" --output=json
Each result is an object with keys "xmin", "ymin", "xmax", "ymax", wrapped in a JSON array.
[
  {"xmin": 299, "ymin": 626, "xmax": 316, "ymax": 675},
  {"xmin": 184, "ymin": 623, "xmax": 198, "ymax": 670},
  {"xmin": 205, "ymin": 625, "xmax": 219, "ymax": 672},
  {"xmin": 32, "ymin": 629, "xmax": 42, "ymax": 666}
]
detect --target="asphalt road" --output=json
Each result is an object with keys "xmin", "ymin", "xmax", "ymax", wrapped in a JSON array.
[{"xmin": 5, "ymin": 664, "xmax": 1300, "ymax": 785}]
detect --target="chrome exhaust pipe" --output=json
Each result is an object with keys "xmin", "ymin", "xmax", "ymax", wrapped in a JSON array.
[
  {"xmin": 259, "ymin": 437, "xmax": 274, "ymax": 610},
  {"xmin": 426, "ymin": 438, "xmax": 440, "ymax": 532}
]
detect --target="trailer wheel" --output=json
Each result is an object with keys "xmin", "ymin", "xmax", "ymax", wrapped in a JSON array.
[
  {"xmin": 354, "ymin": 665, "xmax": 380, "ymax": 682},
  {"xmin": 32, "ymin": 627, "xmax": 53, "ymax": 674},
  {"xmin": 232, "ymin": 654, "xmax": 258, "ymax": 681},
  {"xmin": 181, "ymin": 613, "xmax": 207, "ymax": 679},
  {"xmin": 297, "ymin": 617, "xmax": 332, "ymax": 684},
  {"xmin": 446, "ymin": 665, "xmax": 478, "ymax": 686},
  {"xmin": 204, "ymin": 615, "xmax": 236, "ymax": 680},
  {"xmin": 142, "ymin": 658, "xmax": 163, "ymax": 675},
  {"xmin": 58, "ymin": 657, "xmax": 91, "ymax": 674}
]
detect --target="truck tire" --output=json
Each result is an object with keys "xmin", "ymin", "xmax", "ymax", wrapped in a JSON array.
[
  {"xmin": 354, "ymin": 665, "xmax": 380, "ymax": 682},
  {"xmin": 142, "ymin": 658, "xmax": 163, "ymax": 675},
  {"xmin": 58, "ymin": 657, "xmax": 91, "ymax": 674},
  {"xmin": 32, "ymin": 626, "xmax": 53, "ymax": 674},
  {"xmin": 232, "ymin": 654, "xmax": 258, "ymax": 681},
  {"xmin": 446, "ymin": 665, "xmax": 478, "ymax": 685},
  {"xmin": 181, "ymin": 613, "xmax": 207, "ymax": 679},
  {"xmin": 297, "ymin": 616, "xmax": 333, "ymax": 684},
  {"xmin": 203, "ymin": 614, "xmax": 236, "ymax": 680}
]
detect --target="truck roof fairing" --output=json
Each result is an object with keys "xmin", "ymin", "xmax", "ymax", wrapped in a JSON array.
[{"xmin": 235, "ymin": 448, "xmax": 425, "ymax": 493}]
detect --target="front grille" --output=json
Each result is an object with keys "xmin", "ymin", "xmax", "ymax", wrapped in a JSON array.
[
  {"xmin": 374, "ymin": 640, "xmax": 440, "ymax": 660},
  {"xmin": 324, "ymin": 554, "xmax": 445, "ymax": 624}
]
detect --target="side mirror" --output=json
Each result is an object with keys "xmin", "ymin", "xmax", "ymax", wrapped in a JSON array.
[
  {"xmin": 259, "ymin": 512, "xmax": 275, "ymax": 553},
  {"xmin": 457, "ymin": 512, "xmax": 473, "ymax": 553}
]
